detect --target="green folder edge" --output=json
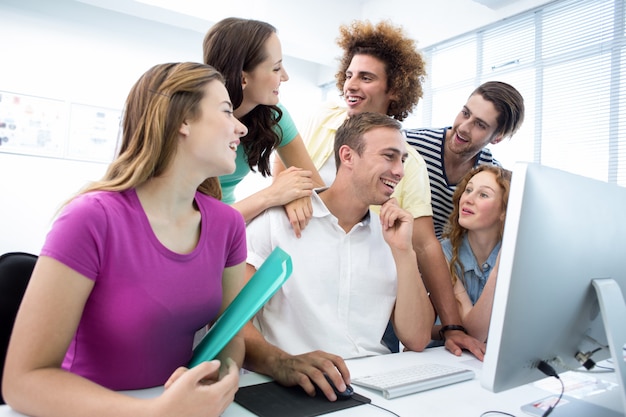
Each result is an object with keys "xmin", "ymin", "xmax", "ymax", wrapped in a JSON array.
[{"xmin": 188, "ymin": 246, "xmax": 293, "ymax": 367}]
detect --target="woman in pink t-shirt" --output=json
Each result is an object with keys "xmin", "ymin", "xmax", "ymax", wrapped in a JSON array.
[{"xmin": 3, "ymin": 62, "xmax": 248, "ymax": 417}]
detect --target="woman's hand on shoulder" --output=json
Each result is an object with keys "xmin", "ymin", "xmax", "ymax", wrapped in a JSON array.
[
  {"xmin": 283, "ymin": 196, "xmax": 313, "ymax": 238},
  {"xmin": 269, "ymin": 166, "xmax": 314, "ymax": 206}
]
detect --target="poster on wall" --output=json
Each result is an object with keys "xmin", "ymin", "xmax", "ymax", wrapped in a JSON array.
[
  {"xmin": 67, "ymin": 103, "xmax": 121, "ymax": 163},
  {"xmin": 0, "ymin": 91, "xmax": 66, "ymax": 157}
]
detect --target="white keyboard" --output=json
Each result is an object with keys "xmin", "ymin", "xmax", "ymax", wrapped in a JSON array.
[{"xmin": 352, "ymin": 363, "xmax": 475, "ymax": 399}]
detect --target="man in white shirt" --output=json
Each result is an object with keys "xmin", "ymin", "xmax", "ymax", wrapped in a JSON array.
[
  {"xmin": 243, "ymin": 112, "xmax": 434, "ymax": 401},
  {"xmin": 273, "ymin": 20, "xmax": 485, "ymax": 360}
]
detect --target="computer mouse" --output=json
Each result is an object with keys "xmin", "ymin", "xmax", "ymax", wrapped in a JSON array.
[{"xmin": 321, "ymin": 373, "xmax": 354, "ymax": 400}]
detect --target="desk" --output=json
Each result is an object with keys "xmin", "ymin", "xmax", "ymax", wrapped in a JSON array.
[{"xmin": 0, "ymin": 347, "xmax": 575, "ymax": 417}]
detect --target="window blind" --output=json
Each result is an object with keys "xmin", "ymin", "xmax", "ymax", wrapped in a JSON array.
[{"xmin": 413, "ymin": 0, "xmax": 626, "ymax": 186}]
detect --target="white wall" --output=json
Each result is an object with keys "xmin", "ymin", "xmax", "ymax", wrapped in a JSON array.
[{"xmin": 0, "ymin": 0, "xmax": 328, "ymax": 255}]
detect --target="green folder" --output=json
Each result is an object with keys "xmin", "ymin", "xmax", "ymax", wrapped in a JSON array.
[{"xmin": 188, "ymin": 246, "xmax": 292, "ymax": 367}]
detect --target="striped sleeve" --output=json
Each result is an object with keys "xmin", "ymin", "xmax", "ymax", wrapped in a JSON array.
[{"xmin": 404, "ymin": 127, "xmax": 499, "ymax": 239}]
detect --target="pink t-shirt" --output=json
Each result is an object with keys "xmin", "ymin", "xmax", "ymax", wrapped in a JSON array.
[{"xmin": 40, "ymin": 189, "xmax": 246, "ymax": 390}]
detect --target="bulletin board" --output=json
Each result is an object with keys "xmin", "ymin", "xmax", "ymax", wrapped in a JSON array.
[
  {"xmin": 67, "ymin": 103, "xmax": 121, "ymax": 162},
  {"xmin": 0, "ymin": 90, "xmax": 121, "ymax": 163}
]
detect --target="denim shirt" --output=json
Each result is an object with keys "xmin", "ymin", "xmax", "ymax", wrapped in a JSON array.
[{"xmin": 441, "ymin": 235, "xmax": 501, "ymax": 304}]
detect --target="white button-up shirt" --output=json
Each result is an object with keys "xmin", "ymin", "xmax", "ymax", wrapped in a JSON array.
[{"xmin": 246, "ymin": 189, "xmax": 397, "ymax": 359}]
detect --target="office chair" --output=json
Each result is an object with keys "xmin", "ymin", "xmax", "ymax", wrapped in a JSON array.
[{"xmin": 0, "ymin": 252, "xmax": 37, "ymax": 405}]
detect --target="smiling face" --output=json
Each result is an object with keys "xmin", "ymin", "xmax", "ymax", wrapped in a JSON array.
[
  {"xmin": 179, "ymin": 80, "xmax": 248, "ymax": 178},
  {"xmin": 240, "ymin": 32, "xmax": 289, "ymax": 111},
  {"xmin": 458, "ymin": 170, "xmax": 505, "ymax": 234},
  {"xmin": 343, "ymin": 54, "xmax": 396, "ymax": 117},
  {"xmin": 446, "ymin": 93, "xmax": 503, "ymax": 159},
  {"xmin": 348, "ymin": 126, "xmax": 407, "ymax": 206}
]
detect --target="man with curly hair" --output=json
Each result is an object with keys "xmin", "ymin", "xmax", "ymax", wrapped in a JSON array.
[{"xmin": 274, "ymin": 20, "xmax": 486, "ymax": 360}]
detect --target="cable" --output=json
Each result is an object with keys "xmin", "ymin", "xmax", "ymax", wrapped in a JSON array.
[
  {"xmin": 575, "ymin": 350, "xmax": 597, "ymax": 370},
  {"xmin": 367, "ymin": 403, "xmax": 401, "ymax": 417},
  {"xmin": 480, "ymin": 411, "xmax": 518, "ymax": 417},
  {"xmin": 574, "ymin": 335, "xmax": 611, "ymax": 370},
  {"xmin": 575, "ymin": 345, "xmax": 606, "ymax": 370},
  {"xmin": 585, "ymin": 334, "xmax": 610, "ymax": 351},
  {"xmin": 552, "ymin": 356, "xmax": 613, "ymax": 374},
  {"xmin": 594, "ymin": 363, "xmax": 615, "ymax": 372},
  {"xmin": 352, "ymin": 396, "xmax": 401, "ymax": 417},
  {"xmin": 536, "ymin": 360, "xmax": 565, "ymax": 417},
  {"xmin": 479, "ymin": 361, "xmax": 565, "ymax": 417}
]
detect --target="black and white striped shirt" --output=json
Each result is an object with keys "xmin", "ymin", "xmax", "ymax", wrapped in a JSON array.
[{"xmin": 404, "ymin": 127, "xmax": 499, "ymax": 239}]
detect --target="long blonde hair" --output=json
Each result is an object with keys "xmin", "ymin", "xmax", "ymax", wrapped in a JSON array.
[{"xmin": 80, "ymin": 62, "xmax": 224, "ymax": 199}]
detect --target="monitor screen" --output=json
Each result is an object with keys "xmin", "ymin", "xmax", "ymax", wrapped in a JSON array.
[{"xmin": 481, "ymin": 162, "xmax": 626, "ymax": 413}]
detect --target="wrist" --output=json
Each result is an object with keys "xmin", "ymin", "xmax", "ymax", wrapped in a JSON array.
[
  {"xmin": 265, "ymin": 350, "xmax": 291, "ymax": 377},
  {"xmin": 262, "ymin": 186, "xmax": 280, "ymax": 207},
  {"xmin": 390, "ymin": 247, "xmax": 417, "ymax": 265},
  {"xmin": 438, "ymin": 324, "xmax": 468, "ymax": 341}
]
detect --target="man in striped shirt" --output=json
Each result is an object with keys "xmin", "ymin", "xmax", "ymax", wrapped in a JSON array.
[{"xmin": 405, "ymin": 81, "xmax": 525, "ymax": 239}]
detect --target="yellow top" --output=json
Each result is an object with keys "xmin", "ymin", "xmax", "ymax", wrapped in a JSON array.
[{"xmin": 301, "ymin": 101, "xmax": 433, "ymax": 218}]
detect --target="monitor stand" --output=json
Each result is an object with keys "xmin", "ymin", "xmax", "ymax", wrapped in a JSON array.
[
  {"xmin": 593, "ymin": 279, "xmax": 626, "ymax": 413},
  {"xmin": 522, "ymin": 278, "xmax": 626, "ymax": 417}
]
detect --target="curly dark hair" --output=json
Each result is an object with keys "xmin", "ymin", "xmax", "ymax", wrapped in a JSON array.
[
  {"xmin": 203, "ymin": 17, "xmax": 282, "ymax": 177},
  {"xmin": 335, "ymin": 20, "xmax": 426, "ymax": 121}
]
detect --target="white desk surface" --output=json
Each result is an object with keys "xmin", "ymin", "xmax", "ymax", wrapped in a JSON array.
[{"xmin": 0, "ymin": 347, "xmax": 582, "ymax": 417}]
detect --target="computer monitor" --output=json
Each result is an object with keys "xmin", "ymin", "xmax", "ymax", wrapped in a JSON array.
[{"xmin": 481, "ymin": 162, "xmax": 626, "ymax": 416}]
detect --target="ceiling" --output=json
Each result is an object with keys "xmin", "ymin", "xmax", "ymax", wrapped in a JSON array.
[{"xmin": 77, "ymin": 0, "xmax": 555, "ymax": 68}]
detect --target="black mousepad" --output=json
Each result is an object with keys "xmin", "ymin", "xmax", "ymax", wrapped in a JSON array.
[{"xmin": 234, "ymin": 381, "xmax": 371, "ymax": 417}]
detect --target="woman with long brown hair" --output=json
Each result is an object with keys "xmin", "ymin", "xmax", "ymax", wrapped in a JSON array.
[
  {"xmin": 203, "ymin": 17, "xmax": 324, "ymax": 237},
  {"xmin": 4, "ymin": 62, "xmax": 248, "ymax": 417}
]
